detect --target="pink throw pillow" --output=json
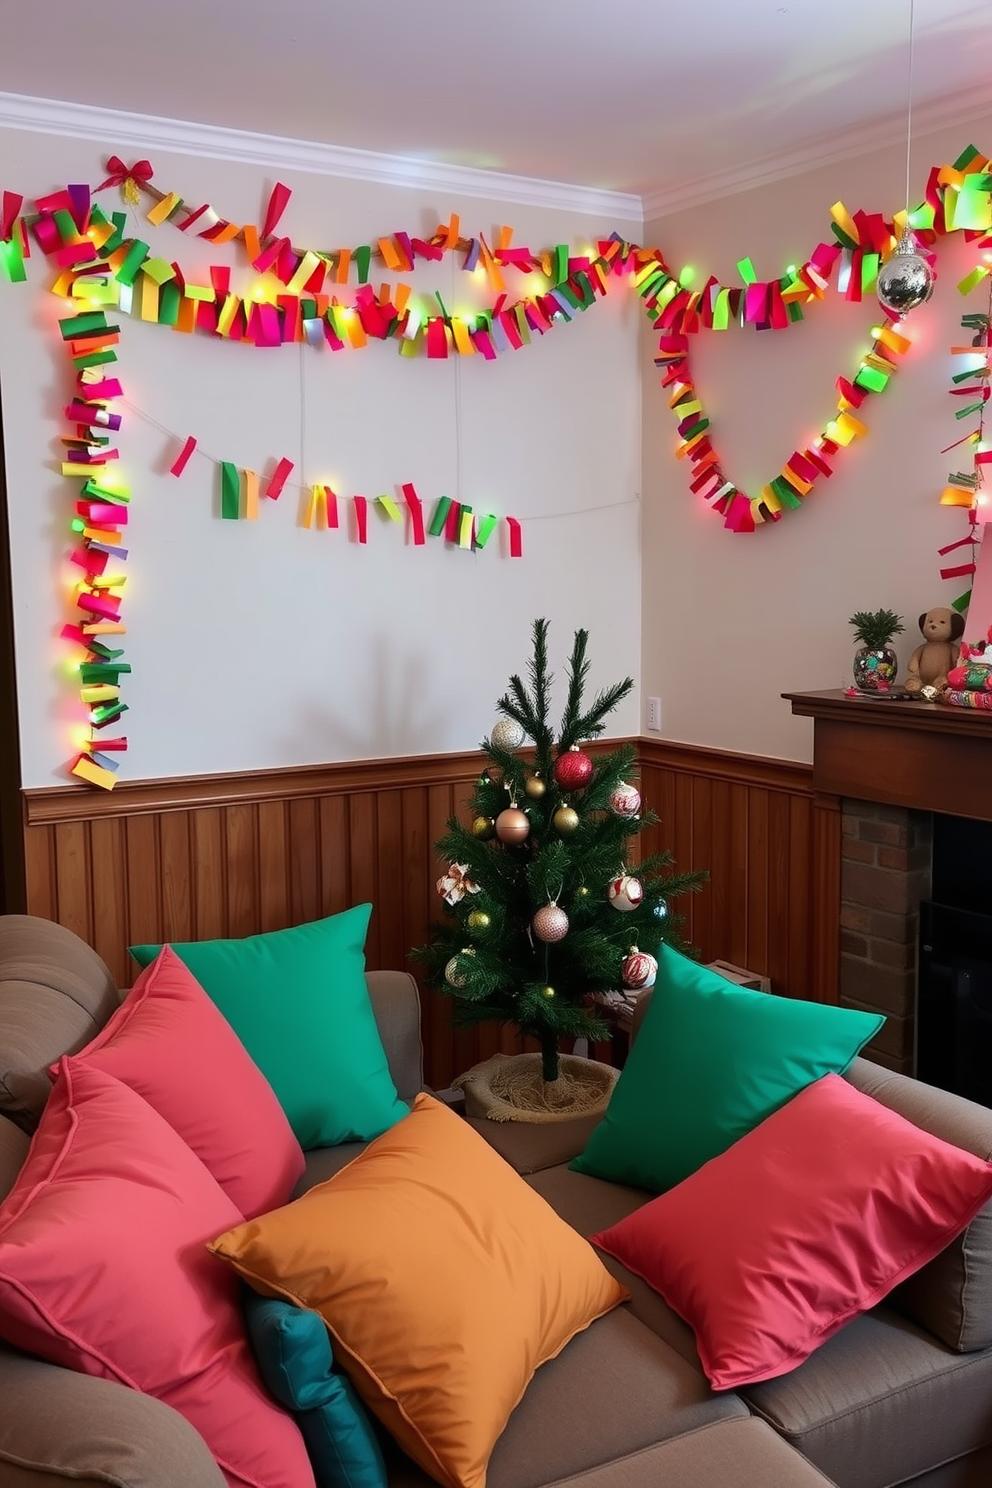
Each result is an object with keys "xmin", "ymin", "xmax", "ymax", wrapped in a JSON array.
[
  {"xmin": 72, "ymin": 945, "xmax": 303, "ymax": 1217},
  {"xmin": 0, "ymin": 1058, "xmax": 315, "ymax": 1488},
  {"xmin": 592, "ymin": 1073, "xmax": 992, "ymax": 1391}
]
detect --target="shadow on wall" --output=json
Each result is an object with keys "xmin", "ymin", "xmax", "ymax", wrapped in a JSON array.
[{"xmin": 275, "ymin": 632, "xmax": 456, "ymax": 763}]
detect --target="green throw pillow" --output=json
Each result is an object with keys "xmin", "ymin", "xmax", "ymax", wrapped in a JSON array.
[
  {"xmin": 572, "ymin": 945, "xmax": 884, "ymax": 1193},
  {"xmin": 243, "ymin": 1292, "xmax": 386, "ymax": 1488},
  {"xmin": 130, "ymin": 906, "xmax": 407, "ymax": 1149}
]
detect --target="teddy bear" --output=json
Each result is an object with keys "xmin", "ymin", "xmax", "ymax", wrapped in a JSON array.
[{"xmin": 903, "ymin": 607, "xmax": 965, "ymax": 697}]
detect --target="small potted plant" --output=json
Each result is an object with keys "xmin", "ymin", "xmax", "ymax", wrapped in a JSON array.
[{"xmin": 848, "ymin": 609, "xmax": 905, "ymax": 692}]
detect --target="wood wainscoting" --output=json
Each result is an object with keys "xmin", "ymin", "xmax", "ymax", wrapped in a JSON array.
[{"xmin": 19, "ymin": 740, "xmax": 837, "ymax": 1090}]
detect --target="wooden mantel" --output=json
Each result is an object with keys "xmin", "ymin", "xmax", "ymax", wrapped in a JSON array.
[{"xmin": 784, "ymin": 690, "xmax": 992, "ymax": 823}]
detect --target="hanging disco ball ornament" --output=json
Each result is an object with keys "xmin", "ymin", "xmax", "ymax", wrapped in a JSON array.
[
  {"xmin": 876, "ymin": 229, "xmax": 934, "ymax": 316},
  {"xmin": 491, "ymin": 717, "xmax": 525, "ymax": 752}
]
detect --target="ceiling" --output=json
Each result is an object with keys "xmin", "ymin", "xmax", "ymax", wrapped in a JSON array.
[{"xmin": 1, "ymin": 0, "xmax": 991, "ymax": 210}]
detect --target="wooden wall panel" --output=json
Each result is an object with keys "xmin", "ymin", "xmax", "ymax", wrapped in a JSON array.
[{"xmin": 20, "ymin": 741, "xmax": 834, "ymax": 1088}]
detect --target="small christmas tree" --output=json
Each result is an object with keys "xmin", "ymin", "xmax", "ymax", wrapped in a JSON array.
[{"xmin": 412, "ymin": 619, "xmax": 706, "ymax": 1082}]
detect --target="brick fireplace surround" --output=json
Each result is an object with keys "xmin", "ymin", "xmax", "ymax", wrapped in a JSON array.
[
  {"xmin": 839, "ymin": 801, "xmax": 930, "ymax": 1074},
  {"xmin": 786, "ymin": 690, "xmax": 992, "ymax": 1078}
]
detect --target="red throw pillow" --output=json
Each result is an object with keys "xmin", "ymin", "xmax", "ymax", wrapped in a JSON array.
[
  {"xmin": 592, "ymin": 1073, "xmax": 992, "ymax": 1391},
  {"xmin": 72, "ymin": 945, "xmax": 304, "ymax": 1217},
  {"xmin": 0, "ymin": 1059, "xmax": 315, "ymax": 1488}
]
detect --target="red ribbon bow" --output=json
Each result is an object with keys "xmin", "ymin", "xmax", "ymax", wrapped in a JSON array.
[{"xmin": 96, "ymin": 156, "xmax": 154, "ymax": 192}]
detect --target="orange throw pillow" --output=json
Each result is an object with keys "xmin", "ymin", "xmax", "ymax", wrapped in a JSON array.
[{"xmin": 210, "ymin": 1094, "xmax": 626, "ymax": 1488}]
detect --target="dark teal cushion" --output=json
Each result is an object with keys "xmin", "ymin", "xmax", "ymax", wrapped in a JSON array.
[
  {"xmin": 243, "ymin": 1292, "xmax": 386, "ymax": 1488},
  {"xmin": 572, "ymin": 944, "xmax": 884, "ymax": 1193},
  {"xmin": 129, "ymin": 906, "xmax": 406, "ymax": 1149}
]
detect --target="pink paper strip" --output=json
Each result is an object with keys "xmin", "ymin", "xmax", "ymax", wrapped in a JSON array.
[
  {"xmin": 401, "ymin": 482, "xmax": 426, "ymax": 545},
  {"xmin": 169, "ymin": 435, "xmax": 197, "ymax": 477},
  {"xmin": 265, "ymin": 457, "xmax": 294, "ymax": 500}
]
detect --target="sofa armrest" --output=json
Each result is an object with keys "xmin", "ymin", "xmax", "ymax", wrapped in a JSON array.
[
  {"xmin": 365, "ymin": 970, "xmax": 424, "ymax": 1102},
  {"xmin": 0, "ymin": 1344, "xmax": 227, "ymax": 1488},
  {"xmin": 845, "ymin": 1056, "xmax": 992, "ymax": 1352}
]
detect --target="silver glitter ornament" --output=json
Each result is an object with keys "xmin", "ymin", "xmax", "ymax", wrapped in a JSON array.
[
  {"xmin": 491, "ymin": 717, "xmax": 525, "ymax": 752},
  {"xmin": 876, "ymin": 230, "xmax": 934, "ymax": 316}
]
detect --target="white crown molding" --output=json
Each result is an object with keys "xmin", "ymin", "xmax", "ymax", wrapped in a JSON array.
[
  {"xmin": 641, "ymin": 90, "xmax": 988, "ymax": 221},
  {"xmin": 0, "ymin": 91, "xmax": 644, "ymax": 224}
]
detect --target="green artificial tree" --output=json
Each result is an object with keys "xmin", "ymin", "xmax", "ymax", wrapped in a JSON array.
[{"xmin": 412, "ymin": 619, "xmax": 707, "ymax": 1082}]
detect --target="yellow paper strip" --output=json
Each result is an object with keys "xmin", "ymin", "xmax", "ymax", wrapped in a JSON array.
[
  {"xmin": 139, "ymin": 275, "xmax": 160, "ymax": 322},
  {"xmin": 781, "ymin": 466, "xmax": 813, "ymax": 496},
  {"xmin": 830, "ymin": 201, "xmax": 859, "ymax": 243},
  {"xmin": 89, "ymin": 573, "xmax": 126, "ymax": 589},
  {"xmin": 141, "ymin": 257, "xmax": 177, "ymax": 286},
  {"xmin": 71, "ymin": 755, "xmax": 117, "ymax": 790},
  {"xmin": 759, "ymin": 484, "xmax": 783, "ymax": 515},
  {"xmin": 147, "ymin": 191, "xmax": 182, "ymax": 226},
  {"xmin": 458, "ymin": 509, "xmax": 474, "ymax": 547},
  {"xmin": 451, "ymin": 319, "xmax": 475, "ymax": 355},
  {"xmin": 286, "ymin": 251, "xmax": 322, "ymax": 296},
  {"xmin": 183, "ymin": 284, "xmax": 216, "ymax": 302},
  {"xmin": 243, "ymin": 470, "xmax": 259, "ymax": 521},
  {"xmin": 79, "ymin": 684, "xmax": 119, "ymax": 703},
  {"xmin": 376, "ymin": 496, "xmax": 402, "ymax": 522},
  {"xmin": 344, "ymin": 312, "xmax": 367, "ymax": 349},
  {"xmin": 82, "ymin": 622, "xmax": 127, "ymax": 635}
]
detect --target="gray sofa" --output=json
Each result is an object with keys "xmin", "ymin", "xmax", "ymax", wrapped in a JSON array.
[{"xmin": 0, "ymin": 913, "xmax": 991, "ymax": 1488}]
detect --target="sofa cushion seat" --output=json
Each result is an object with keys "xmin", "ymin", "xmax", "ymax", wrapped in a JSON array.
[
  {"xmin": 533, "ymin": 1418, "xmax": 839, "ymax": 1488},
  {"xmin": 464, "ymin": 1114, "xmax": 603, "ymax": 1176},
  {"xmin": 524, "ymin": 1162, "xmax": 704, "ymax": 1369},
  {"xmin": 295, "ymin": 1140, "xmax": 370, "ymax": 1194},
  {"xmin": 742, "ymin": 1304, "xmax": 992, "ymax": 1488},
  {"xmin": 381, "ymin": 1308, "xmax": 748, "ymax": 1488}
]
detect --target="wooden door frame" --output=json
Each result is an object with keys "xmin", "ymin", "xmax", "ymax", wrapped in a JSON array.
[{"xmin": 0, "ymin": 375, "xmax": 26, "ymax": 912}]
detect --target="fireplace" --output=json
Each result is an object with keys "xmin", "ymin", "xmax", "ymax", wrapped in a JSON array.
[{"xmin": 786, "ymin": 691, "xmax": 992, "ymax": 1085}]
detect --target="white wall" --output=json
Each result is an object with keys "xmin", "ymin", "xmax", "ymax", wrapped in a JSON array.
[
  {"xmin": 641, "ymin": 112, "xmax": 992, "ymax": 762},
  {"xmin": 0, "ymin": 126, "xmax": 643, "ymax": 786}
]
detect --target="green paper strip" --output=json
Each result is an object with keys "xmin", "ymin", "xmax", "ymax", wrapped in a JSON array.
[
  {"xmin": 953, "ymin": 144, "xmax": 982, "ymax": 171},
  {"xmin": 861, "ymin": 253, "xmax": 879, "ymax": 292},
  {"xmin": 830, "ymin": 223, "xmax": 858, "ymax": 250},
  {"xmin": 958, "ymin": 266, "xmax": 990, "ymax": 296},
  {"xmin": 84, "ymin": 480, "xmax": 130, "ymax": 502},
  {"xmin": 952, "ymin": 366, "xmax": 985, "ymax": 384},
  {"xmin": 141, "ymin": 256, "xmax": 177, "ymax": 286},
  {"xmin": 90, "ymin": 702, "xmax": 128, "ymax": 725},
  {"xmin": 72, "ymin": 349, "xmax": 117, "ymax": 370},
  {"xmin": 475, "ymin": 513, "xmax": 498, "ymax": 549},
  {"xmin": 680, "ymin": 419, "xmax": 710, "ymax": 443},
  {"xmin": 434, "ymin": 290, "xmax": 450, "ymax": 320},
  {"xmin": 554, "ymin": 245, "xmax": 568, "ymax": 285},
  {"xmin": 428, "ymin": 497, "xmax": 452, "ymax": 536},
  {"xmin": 736, "ymin": 257, "xmax": 757, "ymax": 285},
  {"xmin": 908, "ymin": 203, "xmax": 935, "ymax": 231},
  {"xmin": 713, "ymin": 288, "xmax": 731, "ymax": 330},
  {"xmin": 854, "ymin": 365, "xmax": 889, "ymax": 393},
  {"xmin": 514, "ymin": 305, "xmax": 531, "ymax": 345},
  {"xmin": 0, "ymin": 237, "xmax": 26, "ymax": 282},
  {"xmin": 555, "ymin": 282, "xmax": 582, "ymax": 309},
  {"xmin": 354, "ymin": 245, "xmax": 372, "ymax": 284},
  {"xmin": 79, "ymin": 663, "xmax": 131, "ymax": 683},
  {"xmin": 98, "ymin": 212, "xmax": 128, "ymax": 257},
  {"xmin": 53, "ymin": 209, "xmax": 80, "ymax": 245},
  {"xmin": 75, "ymin": 278, "xmax": 120, "ymax": 305},
  {"xmin": 89, "ymin": 205, "xmax": 110, "ymax": 228},
  {"xmin": 220, "ymin": 462, "xmax": 240, "ymax": 520},
  {"xmin": 952, "ymin": 590, "xmax": 972, "ymax": 613},
  {"xmin": 158, "ymin": 282, "xmax": 181, "ymax": 325},
  {"xmin": 787, "ymin": 301, "xmax": 804, "ymax": 323},
  {"xmin": 115, "ymin": 240, "xmax": 150, "ymax": 287},
  {"xmin": 955, "ymin": 401, "xmax": 985, "ymax": 420},
  {"xmin": 398, "ymin": 336, "xmax": 419, "ymax": 357},
  {"xmin": 769, "ymin": 476, "xmax": 804, "ymax": 510},
  {"xmin": 60, "ymin": 311, "xmax": 109, "ymax": 340}
]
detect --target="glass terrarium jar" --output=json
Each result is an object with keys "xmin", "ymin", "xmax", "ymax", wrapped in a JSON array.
[{"xmin": 852, "ymin": 644, "xmax": 899, "ymax": 692}]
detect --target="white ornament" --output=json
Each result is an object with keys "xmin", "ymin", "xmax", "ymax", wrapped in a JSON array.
[
  {"xmin": 436, "ymin": 864, "xmax": 481, "ymax": 906},
  {"xmin": 608, "ymin": 874, "xmax": 644, "ymax": 912},
  {"xmin": 491, "ymin": 717, "xmax": 525, "ymax": 752},
  {"xmin": 621, "ymin": 947, "xmax": 658, "ymax": 990},
  {"xmin": 609, "ymin": 781, "xmax": 642, "ymax": 818}
]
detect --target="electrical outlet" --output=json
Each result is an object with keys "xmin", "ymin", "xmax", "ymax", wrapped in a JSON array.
[{"xmin": 647, "ymin": 696, "xmax": 661, "ymax": 732}]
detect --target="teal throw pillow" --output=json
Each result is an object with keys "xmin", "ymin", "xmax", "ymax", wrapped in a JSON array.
[
  {"xmin": 243, "ymin": 1292, "xmax": 386, "ymax": 1488},
  {"xmin": 572, "ymin": 944, "xmax": 884, "ymax": 1193},
  {"xmin": 130, "ymin": 906, "xmax": 406, "ymax": 1149}
]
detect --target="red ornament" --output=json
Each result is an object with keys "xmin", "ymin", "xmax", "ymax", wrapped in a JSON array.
[
  {"xmin": 495, "ymin": 807, "xmax": 530, "ymax": 844},
  {"xmin": 552, "ymin": 746, "xmax": 593, "ymax": 791},
  {"xmin": 621, "ymin": 946, "xmax": 658, "ymax": 990}
]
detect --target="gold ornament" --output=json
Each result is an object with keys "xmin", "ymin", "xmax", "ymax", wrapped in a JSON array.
[
  {"xmin": 553, "ymin": 805, "xmax": 579, "ymax": 834},
  {"xmin": 495, "ymin": 806, "xmax": 530, "ymax": 844},
  {"xmin": 524, "ymin": 773, "xmax": 547, "ymax": 799},
  {"xmin": 575, "ymin": 884, "xmax": 590, "ymax": 899},
  {"xmin": 467, "ymin": 909, "xmax": 491, "ymax": 932},
  {"xmin": 471, "ymin": 815, "xmax": 495, "ymax": 840},
  {"xmin": 444, "ymin": 949, "xmax": 476, "ymax": 988},
  {"xmin": 542, "ymin": 985, "xmax": 556, "ymax": 998}
]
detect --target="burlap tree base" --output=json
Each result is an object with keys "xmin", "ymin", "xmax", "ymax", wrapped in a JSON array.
[{"xmin": 453, "ymin": 1052, "xmax": 619, "ymax": 1123}]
